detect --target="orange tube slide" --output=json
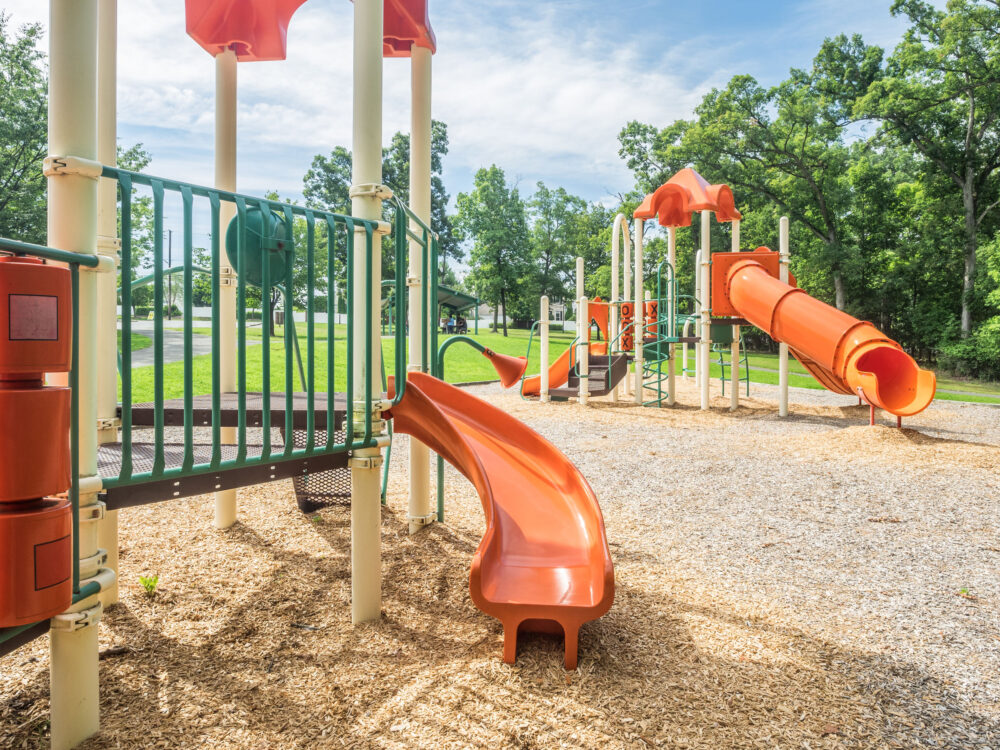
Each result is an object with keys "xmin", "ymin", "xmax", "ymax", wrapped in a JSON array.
[
  {"xmin": 726, "ymin": 259, "xmax": 936, "ymax": 416},
  {"xmin": 388, "ymin": 373, "xmax": 614, "ymax": 668}
]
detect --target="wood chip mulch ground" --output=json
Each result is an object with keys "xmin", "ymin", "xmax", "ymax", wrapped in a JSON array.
[{"xmin": 2, "ymin": 379, "xmax": 998, "ymax": 748}]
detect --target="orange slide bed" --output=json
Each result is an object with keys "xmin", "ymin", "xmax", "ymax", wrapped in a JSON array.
[
  {"xmin": 721, "ymin": 249, "xmax": 936, "ymax": 416},
  {"xmin": 388, "ymin": 372, "xmax": 614, "ymax": 668}
]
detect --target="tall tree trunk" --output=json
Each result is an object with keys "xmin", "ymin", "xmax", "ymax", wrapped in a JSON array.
[
  {"xmin": 500, "ymin": 287, "xmax": 508, "ymax": 337},
  {"xmin": 492, "ymin": 304, "xmax": 498, "ymax": 333},
  {"xmin": 833, "ymin": 271, "xmax": 846, "ymax": 312},
  {"xmin": 961, "ymin": 181, "xmax": 976, "ymax": 337}
]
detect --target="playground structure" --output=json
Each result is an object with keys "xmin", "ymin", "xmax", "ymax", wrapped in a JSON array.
[
  {"xmin": 0, "ymin": 2, "xmax": 614, "ymax": 749},
  {"xmin": 523, "ymin": 168, "xmax": 937, "ymax": 423}
]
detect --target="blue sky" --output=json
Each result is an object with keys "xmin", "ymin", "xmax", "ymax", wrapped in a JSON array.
[{"xmin": 6, "ymin": 0, "xmax": 916, "ymax": 208}]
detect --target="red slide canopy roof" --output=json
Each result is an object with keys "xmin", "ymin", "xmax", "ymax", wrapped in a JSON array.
[
  {"xmin": 186, "ymin": 1, "xmax": 435, "ymax": 61},
  {"xmin": 634, "ymin": 167, "xmax": 742, "ymax": 227},
  {"xmin": 185, "ymin": 0, "xmax": 308, "ymax": 61},
  {"xmin": 383, "ymin": 0, "xmax": 436, "ymax": 57}
]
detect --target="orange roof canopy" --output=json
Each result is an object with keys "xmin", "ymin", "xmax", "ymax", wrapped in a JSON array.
[
  {"xmin": 633, "ymin": 168, "xmax": 742, "ymax": 227},
  {"xmin": 383, "ymin": 0, "xmax": 436, "ymax": 57},
  {"xmin": 185, "ymin": 0, "xmax": 310, "ymax": 61}
]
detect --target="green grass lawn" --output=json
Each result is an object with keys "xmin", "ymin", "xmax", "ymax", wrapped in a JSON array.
[
  {"xmin": 117, "ymin": 331, "xmax": 152, "ymax": 351},
  {"xmin": 673, "ymin": 348, "xmax": 1000, "ymax": 405},
  {"xmin": 123, "ymin": 323, "xmax": 1000, "ymax": 406},
  {"xmin": 124, "ymin": 326, "xmax": 576, "ymax": 403}
]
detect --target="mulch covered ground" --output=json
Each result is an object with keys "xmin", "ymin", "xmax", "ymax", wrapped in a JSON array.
[{"xmin": 2, "ymin": 379, "xmax": 998, "ymax": 748}]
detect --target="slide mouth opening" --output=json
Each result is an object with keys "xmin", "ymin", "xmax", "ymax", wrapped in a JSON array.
[{"xmin": 854, "ymin": 346, "xmax": 930, "ymax": 413}]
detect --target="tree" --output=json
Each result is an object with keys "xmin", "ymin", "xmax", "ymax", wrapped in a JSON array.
[
  {"xmin": 0, "ymin": 14, "xmax": 47, "ymax": 244},
  {"xmin": 117, "ymin": 144, "xmax": 156, "ymax": 314},
  {"xmin": 303, "ymin": 120, "xmax": 461, "ymax": 275},
  {"xmin": 456, "ymin": 166, "xmax": 531, "ymax": 336},
  {"xmin": 848, "ymin": 0, "xmax": 1000, "ymax": 335},
  {"xmin": 528, "ymin": 182, "xmax": 587, "ymax": 303}
]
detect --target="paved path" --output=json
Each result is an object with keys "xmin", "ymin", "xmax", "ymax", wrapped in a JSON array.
[{"xmin": 120, "ymin": 322, "xmax": 261, "ymax": 366}]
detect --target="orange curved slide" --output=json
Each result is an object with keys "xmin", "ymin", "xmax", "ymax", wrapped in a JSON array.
[
  {"xmin": 726, "ymin": 257, "xmax": 936, "ymax": 416},
  {"xmin": 521, "ymin": 341, "xmax": 607, "ymax": 397},
  {"xmin": 387, "ymin": 372, "xmax": 614, "ymax": 668}
]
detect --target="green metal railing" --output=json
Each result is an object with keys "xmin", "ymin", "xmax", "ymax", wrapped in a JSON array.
[
  {"xmin": 0, "ymin": 237, "xmax": 102, "ymax": 650},
  {"xmin": 106, "ymin": 166, "xmax": 410, "ymax": 493}
]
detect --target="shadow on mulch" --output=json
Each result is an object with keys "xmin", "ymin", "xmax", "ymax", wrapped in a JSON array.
[{"xmin": 3, "ymin": 504, "xmax": 996, "ymax": 749}]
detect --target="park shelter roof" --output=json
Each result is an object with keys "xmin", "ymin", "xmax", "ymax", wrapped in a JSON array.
[
  {"xmin": 381, "ymin": 281, "xmax": 477, "ymax": 313},
  {"xmin": 633, "ymin": 168, "xmax": 742, "ymax": 228},
  {"xmin": 185, "ymin": 0, "xmax": 308, "ymax": 61},
  {"xmin": 383, "ymin": 0, "xmax": 437, "ymax": 57}
]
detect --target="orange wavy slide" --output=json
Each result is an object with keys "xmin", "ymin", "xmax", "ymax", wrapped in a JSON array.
[
  {"xmin": 521, "ymin": 341, "xmax": 607, "ymax": 397},
  {"xmin": 387, "ymin": 372, "xmax": 614, "ymax": 668},
  {"xmin": 724, "ymin": 251, "xmax": 936, "ymax": 416}
]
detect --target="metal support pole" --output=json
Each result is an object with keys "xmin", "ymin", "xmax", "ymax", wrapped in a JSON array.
[
  {"xmin": 214, "ymin": 47, "xmax": 238, "ymax": 529},
  {"xmin": 666, "ymin": 226, "xmax": 676, "ymax": 405},
  {"xmin": 95, "ymin": 0, "xmax": 119, "ymax": 608},
  {"xmin": 778, "ymin": 216, "xmax": 790, "ymax": 417},
  {"xmin": 578, "ymin": 295, "xmax": 589, "ymax": 405},
  {"xmin": 350, "ymin": 0, "xmax": 384, "ymax": 625},
  {"xmin": 610, "ymin": 215, "xmax": 622, "ymax": 403},
  {"xmin": 540, "ymin": 295, "xmax": 550, "ymax": 402},
  {"xmin": 633, "ymin": 217, "xmax": 644, "ymax": 404},
  {"xmin": 48, "ymin": 2, "xmax": 104, "ymax": 747},
  {"xmin": 699, "ymin": 211, "xmax": 711, "ymax": 410},
  {"xmin": 407, "ymin": 43, "xmax": 432, "ymax": 535},
  {"xmin": 730, "ymin": 219, "xmax": 740, "ymax": 412}
]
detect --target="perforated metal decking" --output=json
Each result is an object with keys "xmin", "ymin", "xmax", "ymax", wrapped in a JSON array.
[{"xmin": 99, "ymin": 392, "xmax": 351, "ymax": 511}]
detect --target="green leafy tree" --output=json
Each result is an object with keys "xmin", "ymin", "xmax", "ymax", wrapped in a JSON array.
[
  {"xmin": 456, "ymin": 166, "xmax": 530, "ymax": 336},
  {"xmin": 528, "ymin": 182, "xmax": 587, "ymax": 304},
  {"xmin": 0, "ymin": 14, "xmax": 46, "ymax": 243},
  {"xmin": 117, "ymin": 144, "xmax": 156, "ymax": 314},
  {"xmin": 848, "ymin": 0, "xmax": 1000, "ymax": 335}
]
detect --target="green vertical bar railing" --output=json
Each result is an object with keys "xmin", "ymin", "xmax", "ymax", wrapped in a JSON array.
[
  {"xmin": 209, "ymin": 193, "xmax": 222, "ymax": 468},
  {"xmin": 344, "ymin": 218, "xmax": 355, "ymax": 448},
  {"xmin": 326, "ymin": 218, "xmax": 338, "ymax": 449},
  {"xmin": 305, "ymin": 211, "xmax": 316, "ymax": 453},
  {"xmin": 151, "ymin": 179, "xmax": 165, "ymax": 476},
  {"xmin": 118, "ymin": 174, "xmax": 134, "ymax": 481},
  {"xmin": 281, "ymin": 204, "xmax": 295, "ymax": 457},
  {"xmin": 235, "ymin": 196, "xmax": 248, "ymax": 462},
  {"xmin": 363, "ymin": 223, "xmax": 374, "ymax": 445},
  {"xmin": 260, "ymin": 203, "xmax": 272, "ymax": 459},
  {"xmin": 181, "ymin": 186, "xmax": 195, "ymax": 471}
]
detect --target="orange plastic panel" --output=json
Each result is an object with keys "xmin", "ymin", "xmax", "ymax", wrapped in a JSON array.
[
  {"xmin": 383, "ymin": 0, "xmax": 436, "ymax": 57},
  {"xmin": 0, "ymin": 257, "xmax": 71, "ymax": 378},
  {"xmin": 185, "ymin": 0, "xmax": 308, "ymax": 61},
  {"xmin": 644, "ymin": 300, "xmax": 658, "ymax": 335},
  {"xmin": 0, "ymin": 386, "xmax": 71, "ymax": 501},
  {"xmin": 587, "ymin": 299, "xmax": 609, "ymax": 342},
  {"xmin": 0, "ymin": 497, "xmax": 72, "ymax": 626},
  {"xmin": 725, "ymin": 258, "xmax": 936, "ymax": 416},
  {"xmin": 388, "ymin": 373, "xmax": 614, "ymax": 669},
  {"xmin": 711, "ymin": 248, "xmax": 782, "ymax": 318},
  {"xmin": 633, "ymin": 168, "xmax": 742, "ymax": 226}
]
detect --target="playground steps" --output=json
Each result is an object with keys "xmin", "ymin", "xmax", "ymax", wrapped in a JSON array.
[{"xmin": 549, "ymin": 353, "xmax": 629, "ymax": 399}]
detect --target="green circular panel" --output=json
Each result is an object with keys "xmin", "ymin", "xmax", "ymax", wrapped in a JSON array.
[{"xmin": 224, "ymin": 206, "xmax": 294, "ymax": 289}]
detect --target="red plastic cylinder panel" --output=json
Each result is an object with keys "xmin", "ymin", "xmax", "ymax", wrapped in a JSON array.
[
  {"xmin": 0, "ymin": 256, "xmax": 73, "ymax": 625},
  {"xmin": 0, "ymin": 498, "xmax": 72, "ymax": 626},
  {"xmin": 0, "ymin": 256, "xmax": 72, "ymax": 378}
]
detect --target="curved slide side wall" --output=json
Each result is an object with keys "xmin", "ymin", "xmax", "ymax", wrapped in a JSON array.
[
  {"xmin": 387, "ymin": 372, "xmax": 614, "ymax": 668},
  {"xmin": 521, "ymin": 341, "xmax": 608, "ymax": 397},
  {"xmin": 726, "ymin": 259, "xmax": 936, "ymax": 417}
]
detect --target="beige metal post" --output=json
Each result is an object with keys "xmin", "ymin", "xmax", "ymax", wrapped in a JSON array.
[
  {"xmin": 666, "ymin": 226, "xmax": 676, "ymax": 405},
  {"xmin": 539, "ymin": 295, "xmax": 550, "ymax": 402},
  {"xmin": 730, "ymin": 219, "xmax": 740, "ymax": 411},
  {"xmin": 779, "ymin": 216, "xmax": 790, "ymax": 417},
  {"xmin": 214, "ymin": 48, "xmax": 238, "ymax": 529},
  {"xmin": 633, "ymin": 214, "xmax": 643, "ymax": 404},
  {"xmin": 47, "ymin": 2, "xmax": 106, "ymax": 747},
  {"xmin": 95, "ymin": 0, "xmax": 119, "ymax": 607},
  {"xmin": 407, "ymin": 44, "xmax": 432, "ymax": 534},
  {"xmin": 699, "ymin": 211, "xmax": 711, "ymax": 410},
  {"xmin": 350, "ymin": 0, "xmax": 384, "ymax": 624}
]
